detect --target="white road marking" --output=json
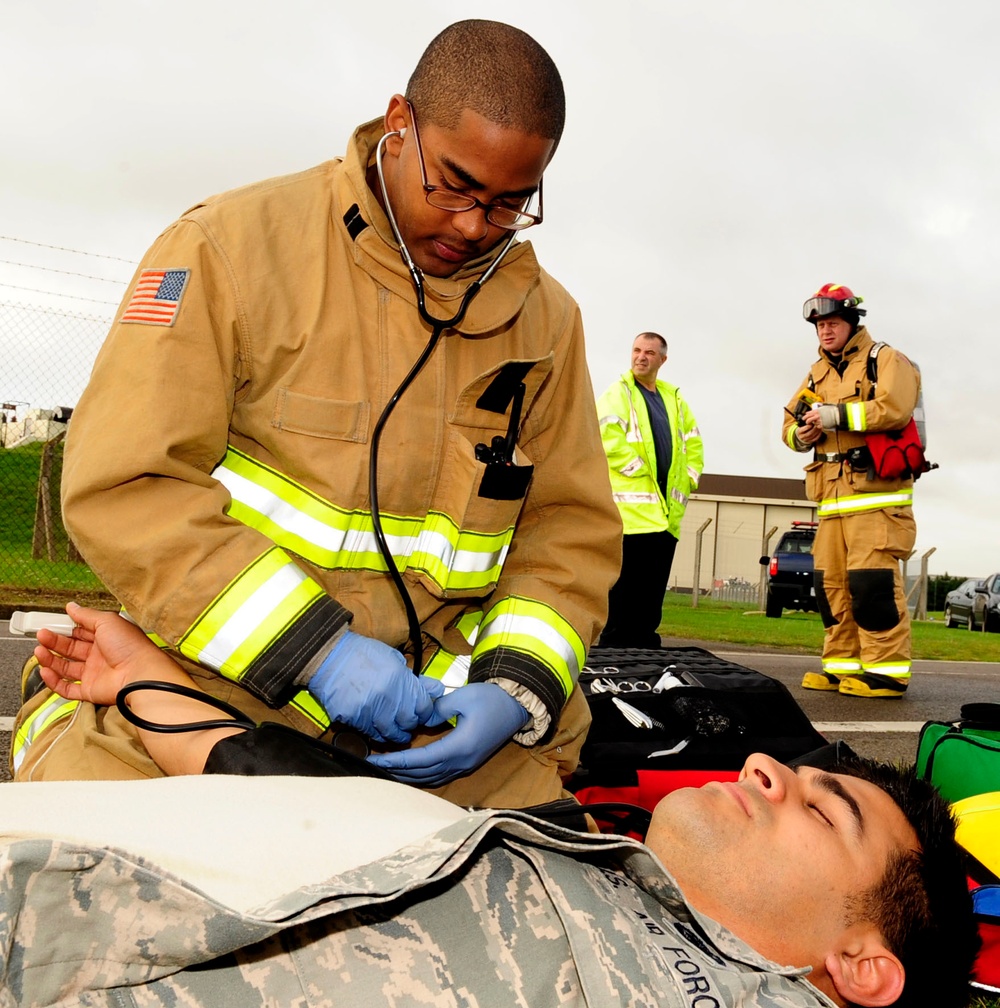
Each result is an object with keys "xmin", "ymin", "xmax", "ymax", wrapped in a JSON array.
[
  {"xmin": 0, "ymin": 718, "xmax": 13, "ymax": 732},
  {"xmin": 814, "ymin": 721, "xmax": 924, "ymax": 733}
]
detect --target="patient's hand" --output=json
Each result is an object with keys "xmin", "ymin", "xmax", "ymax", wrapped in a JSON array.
[{"xmin": 35, "ymin": 602, "xmax": 176, "ymax": 707}]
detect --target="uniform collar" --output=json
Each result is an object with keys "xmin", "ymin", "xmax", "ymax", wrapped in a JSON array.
[
  {"xmin": 333, "ymin": 118, "xmax": 543, "ymax": 336},
  {"xmin": 819, "ymin": 325, "xmax": 872, "ymax": 365}
]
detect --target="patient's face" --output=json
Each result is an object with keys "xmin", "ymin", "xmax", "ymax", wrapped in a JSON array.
[{"xmin": 645, "ymin": 753, "xmax": 917, "ymax": 963}]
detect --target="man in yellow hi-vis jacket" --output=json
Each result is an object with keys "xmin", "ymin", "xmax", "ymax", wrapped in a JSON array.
[
  {"xmin": 596, "ymin": 333, "xmax": 703, "ymax": 648},
  {"xmin": 782, "ymin": 284, "xmax": 919, "ymax": 698},
  {"xmin": 12, "ymin": 21, "xmax": 621, "ymax": 808}
]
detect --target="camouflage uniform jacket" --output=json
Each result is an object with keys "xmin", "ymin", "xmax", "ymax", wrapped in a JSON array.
[{"xmin": 0, "ymin": 777, "xmax": 835, "ymax": 1007}]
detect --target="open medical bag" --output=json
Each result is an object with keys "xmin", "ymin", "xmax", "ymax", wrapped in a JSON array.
[{"xmin": 567, "ymin": 646, "xmax": 827, "ymax": 821}]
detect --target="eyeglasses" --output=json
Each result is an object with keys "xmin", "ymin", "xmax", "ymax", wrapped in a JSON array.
[{"xmin": 406, "ymin": 102, "xmax": 543, "ymax": 231}]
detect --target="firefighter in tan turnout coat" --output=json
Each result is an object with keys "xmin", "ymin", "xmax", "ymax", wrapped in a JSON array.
[{"xmin": 782, "ymin": 284, "xmax": 920, "ymax": 698}]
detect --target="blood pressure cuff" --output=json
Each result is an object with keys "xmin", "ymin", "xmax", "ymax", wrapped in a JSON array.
[
  {"xmin": 116, "ymin": 680, "xmax": 392, "ymax": 780},
  {"xmin": 203, "ymin": 723, "xmax": 392, "ymax": 779}
]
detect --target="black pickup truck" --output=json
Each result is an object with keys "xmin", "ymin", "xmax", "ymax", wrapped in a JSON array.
[{"xmin": 761, "ymin": 522, "xmax": 818, "ymax": 618}]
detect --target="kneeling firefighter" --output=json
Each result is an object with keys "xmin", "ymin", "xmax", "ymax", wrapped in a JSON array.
[{"xmin": 781, "ymin": 283, "xmax": 921, "ymax": 698}]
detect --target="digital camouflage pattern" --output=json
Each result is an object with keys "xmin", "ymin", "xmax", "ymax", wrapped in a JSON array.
[{"xmin": 0, "ymin": 808, "xmax": 836, "ymax": 1007}]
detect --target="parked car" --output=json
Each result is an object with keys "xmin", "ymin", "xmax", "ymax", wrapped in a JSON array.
[
  {"xmin": 943, "ymin": 578, "xmax": 983, "ymax": 629},
  {"xmin": 946, "ymin": 573, "xmax": 1000, "ymax": 632},
  {"xmin": 760, "ymin": 522, "xmax": 818, "ymax": 619}
]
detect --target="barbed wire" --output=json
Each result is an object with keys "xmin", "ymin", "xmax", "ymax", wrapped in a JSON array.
[
  {"xmin": 0, "ymin": 235, "xmax": 138, "ymax": 265},
  {"xmin": 0, "ymin": 282, "xmax": 120, "ymax": 306},
  {"xmin": 0, "ymin": 299, "xmax": 112, "ymax": 322},
  {"xmin": 0, "ymin": 258, "xmax": 127, "ymax": 285}
]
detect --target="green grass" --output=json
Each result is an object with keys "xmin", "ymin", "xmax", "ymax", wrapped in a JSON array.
[
  {"xmin": 0, "ymin": 442, "xmax": 109, "ymax": 606},
  {"xmin": 657, "ymin": 592, "xmax": 1000, "ymax": 663}
]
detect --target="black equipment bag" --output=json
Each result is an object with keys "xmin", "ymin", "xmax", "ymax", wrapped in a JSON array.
[{"xmin": 572, "ymin": 646, "xmax": 827, "ymax": 787}]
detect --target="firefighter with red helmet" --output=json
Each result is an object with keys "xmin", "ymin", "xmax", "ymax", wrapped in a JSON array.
[{"xmin": 782, "ymin": 284, "xmax": 920, "ymax": 698}]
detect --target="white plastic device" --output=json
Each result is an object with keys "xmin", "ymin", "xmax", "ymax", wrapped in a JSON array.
[{"xmin": 9, "ymin": 611, "xmax": 76, "ymax": 636}]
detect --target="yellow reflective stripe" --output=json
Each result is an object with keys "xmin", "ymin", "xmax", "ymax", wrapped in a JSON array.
[
  {"xmin": 180, "ymin": 548, "xmax": 326, "ymax": 679},
  {"xmin": 422, "ymin": 647, "xmax": 471, "ymax": 690},
  {"xmin": 845, "ymin": 402, "xmax": 867, "ymax": 431},
  {"xmin": 413, "ymin": 512, "xmax": 512, "ymax": 591},
  {"xmin": 214, "ymin": 448, "xmax": 512, "ymax": 593},
  {"xmin": 823, "ymin": 658, "xmax": 861, "ymax": 673},
  {"xmin": 475, "ymin": 596, "xmax": 584, "ymax": 698},
  {"xmin": 422, "ymin": 610, "xmax": 482, "ymax": 689},
  {"xmin": 455, "ymin": 610, "xmax": 484, "ymax": 645},
  {"xmin": 288, "ymin": 689, "xmax": 331, "ymax": 729},
  {"xmin": 11, "ymin": 694, "xmax": 78, "ymax": 772},
  {"xmin": 817, "ymin": 489, "xmax": 913, "ymax": 517},
  {"xmin": 862, "ymin": 661, "xmax": 911, "ymax": 678}
]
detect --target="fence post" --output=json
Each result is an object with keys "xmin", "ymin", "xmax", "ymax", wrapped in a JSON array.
[
  {"xmin": 31, "ymin": 431, "xmax": 67, "ymax": 562},
  {"xmin": 691, "ymin": 518, "xmax": 713, "ymax": 609},
  {"xmin": 914, "ymin": 547, "xmax": 936, "ymax": 620},
  {"xmin": 758, "ymin": 525, "xmax": 779, "ymax": 611}
]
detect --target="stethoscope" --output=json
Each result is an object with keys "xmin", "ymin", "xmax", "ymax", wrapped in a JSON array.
[{"xmin": 368, "ymin": 130, "xmax": 520, "ymax": 675}]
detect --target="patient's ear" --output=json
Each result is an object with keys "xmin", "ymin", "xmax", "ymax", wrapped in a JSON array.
[{"xmin": 825, "ymin": 936, "xmax": 904, "ymax": 1008}]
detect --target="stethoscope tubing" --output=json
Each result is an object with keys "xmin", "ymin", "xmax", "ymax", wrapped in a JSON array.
[{"xmin": 368, "ymin": 131, "xmax": 519, "ymax": 674}]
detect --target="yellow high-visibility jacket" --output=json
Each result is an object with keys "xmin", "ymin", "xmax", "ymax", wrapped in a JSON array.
[
  {"xmin": 62, "ymin": 119, "xmax": 620, "ymax": 744},
  {"xmin": 597, "ymin": 372, "xmax": 703, "ymax": 537}
]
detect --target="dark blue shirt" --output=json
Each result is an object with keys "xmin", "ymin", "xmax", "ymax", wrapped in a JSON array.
[{"xmin": 635, "ymin": 382, "xmax": 672, "ymax": 498}]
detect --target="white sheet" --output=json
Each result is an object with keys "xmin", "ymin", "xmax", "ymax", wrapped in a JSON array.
[{"xmin": 0, "ymin": 775, "xmax": 468, "ymax": 913}]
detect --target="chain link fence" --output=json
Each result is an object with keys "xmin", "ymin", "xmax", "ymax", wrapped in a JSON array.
[{"xmin": 0, "ymin": 301, "xmax": 113, "ymax": 606}]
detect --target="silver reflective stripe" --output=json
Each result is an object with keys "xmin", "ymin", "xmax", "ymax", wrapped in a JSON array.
[
  {"xmin": 11, "ymin": 694, "xmax": 78, "ymax": 772},
  {"xmin": 823, "ymin": 658, "xmax": 861, "ymax": 673},
  {"xmin": 863, "ymin": 661, "xmax": 911, "ymax": 677},
  {"xmin": 600, "ymin": 413, "xmax": 627, "ymax": 431},
  {"xmin": 195, "ymin": 562, "xmax": 310, "ymax": 670},
  {"xmin": 213, "ymin": 451, "xmax": 511, "ymax": 592},
  {"xmin": 479, "ymin": 611, "xmax": 580, "ymax": 685},
  {"xmin": 613, "ymin": 492, "xmax": 660, "ymax": 504}
]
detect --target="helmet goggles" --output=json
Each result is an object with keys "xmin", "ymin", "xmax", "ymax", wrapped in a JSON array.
[{"xmin": 803, "ymin": 295, "xmax": 867, "ymax": 322}]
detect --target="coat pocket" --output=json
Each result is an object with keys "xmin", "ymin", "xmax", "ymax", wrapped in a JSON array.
[
  {"xmin": 272, "ymin": 389, "xmax": 370, "ymax": 442},
  {"xmin": 803, "ymin": 459, "xmax": 827, "ymax": 502}
]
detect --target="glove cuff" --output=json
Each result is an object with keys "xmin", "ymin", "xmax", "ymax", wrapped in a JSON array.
[
  {"xmin": 487, "ymin": 677, "xmax": 548, "ymax": 745},
  {"xmin": 470, "ymin": 647, "xmax": 564, "ymax": 745}
]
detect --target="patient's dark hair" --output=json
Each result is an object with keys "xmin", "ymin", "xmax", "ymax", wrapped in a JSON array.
[
  {"xmin": 833, "ymin": 756, "xmax": 978, "ymax": 1008},
  {"xmin": 406, "ymin": 20, "xmax": 565, "ymax": 147}
]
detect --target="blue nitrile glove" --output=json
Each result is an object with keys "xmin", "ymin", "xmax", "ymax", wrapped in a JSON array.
[
  {"xmin": 368, "ymin": 682, "xmax": 529, "ymax": 787},
  {"xmin": 307, "ymin": 630, "xmax": 444, "ymax": 744}
]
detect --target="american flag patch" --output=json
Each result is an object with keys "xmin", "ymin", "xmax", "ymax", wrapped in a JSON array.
[{"xmin": 120, "ymin": 268, "xmax": 190, "ymax": 326}]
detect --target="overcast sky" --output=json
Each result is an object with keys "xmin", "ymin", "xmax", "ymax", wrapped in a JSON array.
[{"xmin": 2, "ymin": 0, "xmax": 997, "ymax": 579}]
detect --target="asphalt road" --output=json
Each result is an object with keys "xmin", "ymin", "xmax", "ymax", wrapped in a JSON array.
[{"xmin": 1, "ymin": 619, "xmax": 998, "ymax": 782}]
